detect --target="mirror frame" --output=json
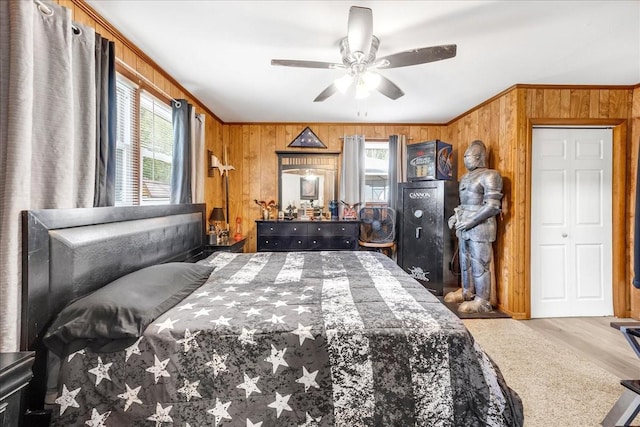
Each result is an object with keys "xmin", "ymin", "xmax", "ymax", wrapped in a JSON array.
[{"xmin": 277, "ymin": 151, "xmax": 341, "ymax": 214}]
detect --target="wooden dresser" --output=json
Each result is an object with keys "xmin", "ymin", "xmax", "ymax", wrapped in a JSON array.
[{"xmin": 256, "ymin": 220, "xmax": 358, "ymax": 251}]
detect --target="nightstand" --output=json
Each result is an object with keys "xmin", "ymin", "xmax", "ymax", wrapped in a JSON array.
[
  {"xmin": 0, "ymin": 352, "xmax": 35, "ymax": 427},
  {"xmin": 204, "ymin": 236, "xmax": 246, "ymax": 256}
]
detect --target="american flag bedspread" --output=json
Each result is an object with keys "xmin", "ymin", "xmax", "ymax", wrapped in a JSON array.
[{"xmin": 49, "ymin": 250, "xmax": 523, "ymax": 426}]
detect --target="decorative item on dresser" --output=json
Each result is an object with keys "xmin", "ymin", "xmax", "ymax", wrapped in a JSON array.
[
  {"xmin": 256, "ymin": 220, "xmax": 358, "ymax": 251},
  {"xmin": 208, "ymin": 207, "xmax": 225, "ymax": 238},
  {"xmin": 0, "ymin": 352, "xmax": 35, "ymax": 427}
]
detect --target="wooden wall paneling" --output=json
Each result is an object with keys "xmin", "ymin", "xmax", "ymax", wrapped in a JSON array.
[
  {"xmin": 499, "ymin": 91, "xmax": 521, "ymax": 317},
  {"xmin": 513, "ymin": 88, "xmax": 528, "ymax": 316},
  {"xmin": 260, "ymin": 125, "xmax": 278, "ymax": 206},
  {"xmin": 610, "ymin": 90, "xmax": 630, "ymax": 118},
  {"xmin": 598, "ymin": 89, "xmax": 610, "ymax": 117},
  {"xmin": 542, "ymin": 89, "xmax": 561, "ymax": 118},
  {"xmin": 569, "ymin": 89, "xmax": 591, "ymax": 118},
  {"xmin": 71, "ymin": 3, "xmax": 94, "ymax": 27},
  {"xmin": 522, "ymin": 87, "xmax": 634, "ymax": 319},
  {"xmin": 314, "ymin": 125, "xmax": 330, "ymax": 150},
  {"xmin": 328, "ymin": 125, "xmax": 346, "ymax": 151},
  {"xmin": 57, "ymin": 0, "xmax": 74, "ymax": 10},
  {"xmin": 559, "ymin": 89, "xmax": 572, "ymax": 118},
  {"xmin": 227, "ymin": 125, "xmax": 243, "ymax": 234},
  {"xmin": 589, "ymin": 90, "xmax": 601, "ymax": 117},
  {"xmin": 612, "ymin": 123, "xmax": 629, "ymax": 317},
  {"xmin": 275, "ymin": 126, "xmax": 287, "ymax": 152},
  {"xmin": 630, "ymin": 86, "xmax": 640, "ymax": 318}
]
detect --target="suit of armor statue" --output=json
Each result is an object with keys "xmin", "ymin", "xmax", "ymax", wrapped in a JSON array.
[{"xmin": 444, "ymin": 140, "xmax": 503, "ymax": 313}]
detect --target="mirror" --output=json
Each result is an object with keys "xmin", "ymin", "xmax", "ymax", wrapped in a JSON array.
[{"xmin": 277, "ymin": 151, "xmax": 340, "ymax": 219}]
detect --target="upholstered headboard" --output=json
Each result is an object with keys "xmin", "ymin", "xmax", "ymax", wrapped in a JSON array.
[{"xmin": 20, "ymin": 204, "xmax": 206, "ymax": 409}]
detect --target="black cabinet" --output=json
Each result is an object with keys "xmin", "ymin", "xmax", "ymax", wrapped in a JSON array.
[
  {"xmin": 397, "ymin": 181, "xmax": 459, "ymax": 296},
  {"xmin": 204, "ymin": 236, "xmax": 246, "ymax": 257},
  {"xmin": 0, "ymin": 352, "xmax": 35, "ymax": 427},
  {"xmin": 257, "ymin": 220, "xmax": 358, "ymax": 251}
]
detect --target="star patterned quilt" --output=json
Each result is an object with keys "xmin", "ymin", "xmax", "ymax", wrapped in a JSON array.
[{"xmin": 49, "ymin": 250, "xmax": 523, "ymax": 426}]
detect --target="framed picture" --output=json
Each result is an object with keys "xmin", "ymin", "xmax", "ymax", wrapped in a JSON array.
[{"xmin": 300, "ymin": 176, "xmax": 319, "ymax": 200}]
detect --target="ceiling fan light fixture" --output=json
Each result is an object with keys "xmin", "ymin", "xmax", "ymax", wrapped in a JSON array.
[
  {"xmin": 361, "ymin": 71, "xmax": 381, "ymax": 91},
  {"xmin": 335, "ymin": 74, "xmax": 354, "ymax": 94},
  {"xmin": 355, "ymin": 77, "xmax": 370, "ymax": 99}
]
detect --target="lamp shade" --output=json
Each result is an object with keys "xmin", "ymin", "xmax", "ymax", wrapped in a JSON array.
[{"xmin": 209, "ymin": 207, "xmax": 225, "ymax": 223}]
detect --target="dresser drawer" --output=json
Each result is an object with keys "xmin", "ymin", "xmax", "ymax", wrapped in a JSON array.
[
  {"xmin": 256, "ymin": 220, "xmax": 358, "ymax": 252},
  {"xmin": 258, "ymin": 222, "xmax": 307, "ymax": 236},
  {"xmin": 258, "ymin": 236, "xmax": 308, "ymax": 251}
]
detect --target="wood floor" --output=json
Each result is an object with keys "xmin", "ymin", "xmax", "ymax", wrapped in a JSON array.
[{"xmin": 521, "ymin": 316, "xmax": 639, "ymax": 380}]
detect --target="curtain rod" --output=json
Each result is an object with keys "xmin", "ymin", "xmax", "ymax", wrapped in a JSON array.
[
  {"xmin": 116, "ymin": 57, "xmax": 182, "ymax": 107},
  {"xmin": 34, "ymin": 0, "xmax": 81, "ymax": 34}
]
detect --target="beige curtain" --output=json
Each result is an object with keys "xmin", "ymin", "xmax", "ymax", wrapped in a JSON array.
[
  {"xmin": 339, "ymin": 135, "xmax": 366, "ymax": 213},
  {"xmin": 191, "ymin": 112, "xmax": 206, "ymax": 203},
  {"xmin": 388, "ymin": 134, "xmax": 408, "ymax": 210},
  {"xmin": 0, "ymin": 1, "xmax": 97, "ymax": 351}
]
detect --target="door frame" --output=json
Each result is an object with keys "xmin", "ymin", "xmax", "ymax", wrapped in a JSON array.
[{"xmin": 525, "ymin": 118, "xmax": 628, "ymax": 318}]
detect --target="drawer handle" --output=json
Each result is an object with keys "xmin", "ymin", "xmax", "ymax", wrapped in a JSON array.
[
  {"xmin": 293, "ymin": 227, "xmax": 297, "ymax": 231},
  {"xmin": 341, "ymin": 227, "xmax": 345, "ymax": 231},
  {"xmin": 317, "ymin": 227, "xmax": 321, "ymax": 231},
  {"xmin": 269, "ymin": 227, "xmax": 274, "ymax": 231},
  {"xmin": 313, "ymin": 240, "xmax": 317, "ymax": 244},
  {"xmin": 298, "ymin": 240, "xmax": 302, "ymax": 244},
  {"xmin": 265, "ymin": 240, "xmax": 269, "ymax": 243}
]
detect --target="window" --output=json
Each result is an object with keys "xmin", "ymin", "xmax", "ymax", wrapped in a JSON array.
[
  {"xmin": 115, "ymin": 74, "xmax": 173, "ymax": 206},
  {"xmin": 364, "ymin": 141, "xmax": 389, "ymax": 203}
]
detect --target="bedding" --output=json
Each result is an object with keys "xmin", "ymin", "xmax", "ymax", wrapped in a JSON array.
[
  {"xmin": 44, "ymin": 262, "xmax": 215, "ymax": 356},
  {"xmin": 47, "ymin": 250, "xmax": 523, "ymax": 426}
]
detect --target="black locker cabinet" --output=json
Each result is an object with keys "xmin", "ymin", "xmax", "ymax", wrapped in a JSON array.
[{"xmin": 397, "ymin": 180, "xmax": 459, "ymax": 296}]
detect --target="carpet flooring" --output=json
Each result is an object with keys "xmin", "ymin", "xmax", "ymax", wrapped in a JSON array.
[{"xmin": 463, "ymin": 318, "xmax": 628, "ymax": 427}]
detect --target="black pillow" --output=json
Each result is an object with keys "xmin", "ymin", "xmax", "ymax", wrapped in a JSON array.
[{"xmin": 43, "ymin": 262, "xmax": 214, "ymax": 356}]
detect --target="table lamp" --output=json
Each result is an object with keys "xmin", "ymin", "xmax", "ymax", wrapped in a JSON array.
[{"xmin": 209, "ymin": 207, "xmax": 225, "ymax": 239}]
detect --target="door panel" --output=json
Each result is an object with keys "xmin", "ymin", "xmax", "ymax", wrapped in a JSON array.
[{"xmin": 531, "ymin": 127, "xmax": 612, "ymax": 318}]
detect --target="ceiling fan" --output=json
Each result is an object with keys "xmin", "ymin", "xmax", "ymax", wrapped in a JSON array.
[{"xmin": 271, "ymin": 6, "xmax": 457, "ymax": 102}]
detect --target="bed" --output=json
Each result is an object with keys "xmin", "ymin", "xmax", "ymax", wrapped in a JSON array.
[{"xmin": 21, "ymin": 204, "xmax": 523, "ymax": 426}]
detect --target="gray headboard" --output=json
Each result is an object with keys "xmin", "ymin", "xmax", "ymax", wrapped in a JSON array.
[
  {"xmin": 21, "ymin": 203, "xmax": 206, "ymax": 351},
  {"xmin": 21, "ymin": 203, "xmax": 206, "ymax": 409}
]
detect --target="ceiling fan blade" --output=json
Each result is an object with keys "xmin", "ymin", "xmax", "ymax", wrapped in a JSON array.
[
  {"xmin": 375, "ymin": 44, "xmax": 457, "ymax": 69},
  {"xmin": 313, "ymin": 83, "xmax": 338, "ymax": 102},
  {"xmin": 376, "ymin": 75, "xmax": 404, "ymax": 100},
  {"xmin": 347, "ymin": 6, "xmax": 373, "ymax": 59},
  {"xmin": 271, "ymin": 59, "xmax": 344, "ymax": 69}
]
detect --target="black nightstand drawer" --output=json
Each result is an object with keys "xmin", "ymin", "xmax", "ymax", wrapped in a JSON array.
[{"xmin": 0, "ymin": 352, "xmax": 35, "ymax": 427}]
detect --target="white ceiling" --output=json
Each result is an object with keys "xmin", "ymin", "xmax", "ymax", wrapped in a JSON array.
[{"xmin": 86, "ymin": 0, "xmax": 640, "ymax": 124}]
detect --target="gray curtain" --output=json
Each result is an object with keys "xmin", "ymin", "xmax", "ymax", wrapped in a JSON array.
[
  {"xmin": 170, "ymin": 99, "xmax": 192, "ymax": 204},
  {"xmin": 339, "ymin": 135, "xmax": 366, "ymax": 211},
  {"xmin": 191, "ymin": 112, "xmax": 206, "ymax": 203},
  {"xmin": 388, "ymin": 134, "xmax": 408, "ymax": 210},
  {"xmin": 0, "ymin": 0, "xmax": 99, "ymax": 351},
  {"xmin": 93, "ymin": 34, "xmax": 116, "ymax": 207}
]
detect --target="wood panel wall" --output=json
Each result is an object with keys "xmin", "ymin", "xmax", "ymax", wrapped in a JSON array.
[
  {"xmin": 631, "ymin": 86, "xmax": 640, "ymax": 318},
  {"xmin": 446, "ymin": 85, "xmax": 637, "ymax": 318},
  {"xmin": 445, "ymin": 89, "xmax": 520, "ymax": 316},
  {"xmin": 223, "ymin": 124, "xmax": 446, "ymax": 252}
]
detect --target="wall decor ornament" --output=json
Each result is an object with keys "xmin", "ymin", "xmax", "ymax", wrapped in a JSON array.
[
  {"xmin": 288, "ymin": 126, "xmax": 326, "ymax": 148},
  {"xmin": 300, "ymin": 176, "xmax": 319, "ymax": 200}
]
